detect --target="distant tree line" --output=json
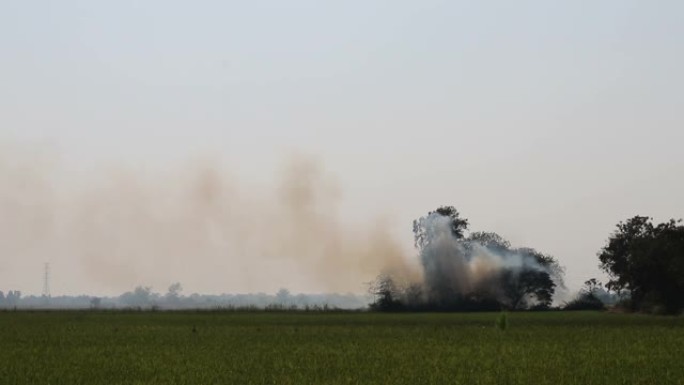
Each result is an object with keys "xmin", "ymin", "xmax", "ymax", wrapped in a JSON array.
[
  {"xmin": 0, "ymin": 290, "xmax": 22, "ymax": 308},
  {"xmin": 563, "ymin": 278, "xmax": 610, "ymax": 311},
  {"xmin": 0, "ymin": 284, "xmax": 369, "ymax": 311}
]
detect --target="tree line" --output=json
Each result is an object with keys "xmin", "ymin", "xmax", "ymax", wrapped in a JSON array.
[
  {"xmin": 3, "ymin": 208, "xmax": 682, "ymax": 314},
  {"xmin": 371, "ymin": 207, "xmax": 684, "ymax": 315},
  {"xmin": 0, "ymin": 285, "xmax": 369, "ymax": 310}
]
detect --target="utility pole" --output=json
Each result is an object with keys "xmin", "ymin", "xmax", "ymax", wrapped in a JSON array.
[{"xmin": 42, "ymin": 263, "xmax": 51, "ymax": 298}]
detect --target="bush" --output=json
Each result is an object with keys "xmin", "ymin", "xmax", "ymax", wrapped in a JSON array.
[{"xmin": 563, "ymin": 294, "xmax": 605, "ymax": 311}]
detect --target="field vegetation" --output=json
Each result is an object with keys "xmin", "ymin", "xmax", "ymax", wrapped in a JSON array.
[{"xmin": 1, "ymin": 311, "xmax": 682, "ymax": 384}]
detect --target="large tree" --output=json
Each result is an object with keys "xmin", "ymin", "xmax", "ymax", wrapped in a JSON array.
[
  {"xmin": 466, "ymin": 235, "xmax": 561, "ymax": 309},
  {"xmin": 499, "ymin": 268, "xmax": 555, "ymax": 310},
  {"xmin": 598, "ymin": 216, "xmax": 684, "ymax": 314},
  {"xmin": 368, "ymin": 274, "xmax": 403, "ymax": 311},
  {"xmin": 499, "ymin": 248, "xmax": 561, "ymax": 309}
]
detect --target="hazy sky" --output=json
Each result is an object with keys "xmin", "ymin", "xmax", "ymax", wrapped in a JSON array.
[{"xmin": 1, "ymin": 1, "xmax": 683, "ymax": 297}]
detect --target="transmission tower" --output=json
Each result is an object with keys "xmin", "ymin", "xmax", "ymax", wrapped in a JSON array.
[{"xmin": 42, "ymin": 263, "xmax": 51, "ymax": 298}]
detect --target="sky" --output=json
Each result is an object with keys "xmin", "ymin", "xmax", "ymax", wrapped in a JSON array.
[{"xmin": 1, "ymin": 1, "xmax": 683, "ymax": 297}]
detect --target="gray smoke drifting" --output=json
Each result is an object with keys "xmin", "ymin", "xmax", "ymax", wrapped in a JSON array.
[{"xmin": 383, "ymin": 213, "xmax": 563, "ymax": 309}]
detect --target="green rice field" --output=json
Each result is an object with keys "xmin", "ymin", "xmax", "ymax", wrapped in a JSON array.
[{"xmin": 0, "ymin": 311, "xmax": 682, "ymax": 384}]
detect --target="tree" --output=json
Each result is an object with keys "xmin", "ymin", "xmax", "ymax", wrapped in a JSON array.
[
  {"xmin": 369, "ymin": 274, "xmax": 402, "ymax": 311},
  {"xmin": 516, "ymin": 247, "xmax": 565, "ymax": 288},
  {"xmin": 563, "ymin": 278, "xmax": 606, "ymax": 311},
  {"xmin": 5, "ymin": 290, "xmax": 21, "ymax": 307},
  {"xmin": 413, "ymin": 206, "xmax": 468, "ymax": 250},
  {"xmin": 486, "ymin": 246, "xmax": 561, "ymax": 310},
  {"xmin": 500, "ymin": 268, "xmax": 555, "ymax": 310},
  {"xmin": 467, "ymin": 231, "xmax": 511, "ymax": 253},
  {"xmin": 599, "ymin": 216, "xmax": 684, "ymax": 314},
  {"xmin": 275, "ymin": 288, "xmax": 291, "ymax": 306},
  {"xmin": 90, "ymin": 297, "xmax": 102, "ymax": 309},
  {"xmin": 403, "ymin": 283, "xmax": 424, "ymax": 308},
  {"xmin": 165, "ymin": 282, "xmax": 183, "ymax": 305},
  {"xmin": 120, "ymin": 286, "xmax": 153, "ymax": 308},
  {"xmin": 581, "ymin": 278, "xmax": 602, "ymax": 297}
]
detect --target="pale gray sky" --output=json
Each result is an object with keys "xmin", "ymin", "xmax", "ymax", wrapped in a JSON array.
[{"xmin": 1, "ymin": 1, "xmax": 683, "ymax": 296}]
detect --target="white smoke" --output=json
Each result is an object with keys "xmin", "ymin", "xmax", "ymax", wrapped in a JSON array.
[{"xmin": 416, "ymin": 214, "xmax": 561, "ymax": 307}]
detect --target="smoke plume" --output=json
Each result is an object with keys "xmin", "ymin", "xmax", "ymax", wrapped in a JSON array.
[
  {"xmin": 375, "ymin": 213, "xmax": 563, "ymax": 310},
  {"xmin": 0, "ymin": 146, "xmax": 414, "ymax": 295}
]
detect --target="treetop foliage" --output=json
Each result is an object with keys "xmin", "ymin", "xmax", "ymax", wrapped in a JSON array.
[{"xmin": 412, "ymin": 205, "xmax": 469, "ymax": 250}]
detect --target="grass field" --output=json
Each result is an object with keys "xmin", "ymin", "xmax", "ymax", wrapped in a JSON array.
[{"xmin": 0, "ymin": 311, "xmax": 682, "ymax": 384}]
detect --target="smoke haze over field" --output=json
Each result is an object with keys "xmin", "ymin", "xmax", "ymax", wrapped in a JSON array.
[{"xmin": 0, "ymin": 148, "xmax": 416, "ymax": 296}]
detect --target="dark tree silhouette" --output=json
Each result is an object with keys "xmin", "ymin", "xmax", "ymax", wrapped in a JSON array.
[
  {"xmin": 368, "ymin": 274, "xmax": 402, "ymax": 311},
  {"xmin": 599, "ymin": 216, "xmax": 684, "ymax": 314},
  {"xmin": 582, "ymin": 278, "xmax": 602, "ymax": 297},
  {"xmin": 563, "ymin": 278, "xmax": 606, "ymax": 311},
  {"xmin": 500, "ymin": 268, "xmax": 555, "ymax": 310},
  {"xmin": 495, "ymin": 247, "xmax": 561, "ymax": 310}
]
